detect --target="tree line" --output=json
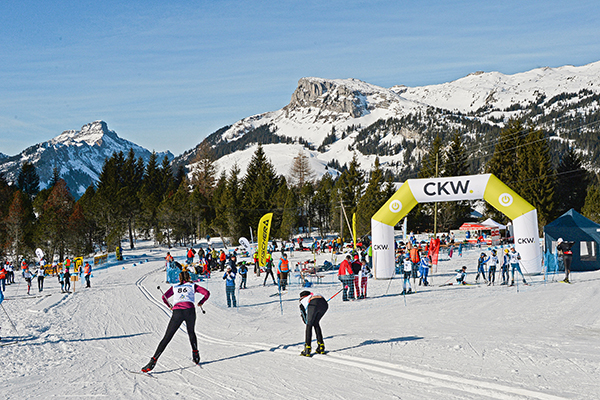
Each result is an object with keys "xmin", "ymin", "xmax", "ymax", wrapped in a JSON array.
[{"xmin": 1, "ymin": 118, "xmax": 598, "ymax": 264}]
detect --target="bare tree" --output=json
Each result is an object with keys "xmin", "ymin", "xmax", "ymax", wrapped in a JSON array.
[{"xmin": 288, "ymin": 149, "xmax": 316, "ymax": 188}]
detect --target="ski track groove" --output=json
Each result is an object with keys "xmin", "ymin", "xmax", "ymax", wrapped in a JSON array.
[{"xmin": 137, "ymin": 268, "xmax": 568, "ymax": 400}]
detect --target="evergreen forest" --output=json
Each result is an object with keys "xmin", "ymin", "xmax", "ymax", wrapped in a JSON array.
[{"xmin": 1, "ymin": 119, "xmax": 599, "ymax": 264}]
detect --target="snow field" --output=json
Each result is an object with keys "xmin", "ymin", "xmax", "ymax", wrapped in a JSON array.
[{"xmin": 1, "ymin": 243, "xmax": 599, "ymax": 399}]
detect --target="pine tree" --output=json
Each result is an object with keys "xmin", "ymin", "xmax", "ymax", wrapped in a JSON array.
[
  {"xmin": 241, "ymin": 145, "xmax": 279, "ymax": 233},
  {"xmin": 517, "ymin": 127, "xmax": 555, "ymax": 228},
  {"xmin": 96, "ymin": 151, "xmax": 126, "ymax": 249},
  {"xmin": 485, "ymin": 119, "xmax": 526, "ymax": 223},
  {"xmin": 331, "ymin": 154, "xmax": 364, "ymax": 239},
  {"xmin": 37, "ymin": 179, "xmax": 74, "ymax": 261},
  {"xmin": 225, "ymin": 165, "xmax": 244, "ymax": 241},
  {"xmin": 278, "ymin": 187, "xmax": 298, "ymax": 239},
  {"xmin": 554, "ymin": 146, "xmax": 589, "ymax": 216},
  {"xmin": 0, "ymin": 173, "xmax": 15, "ymax": 260},
  {"xmin": 412, "ymin": 136, "xmax": 444, "ymax": 232},
  {"xmin": 77, "ymin": 185, "xmax": 102, "ymax": 254},
  {"xmin": 438, "ymin": 133, "xmax": 472, "ymax": 230},
  {"xmin": 355, "ymin": 157, "xmax": 386, "ymax": 238},
  {"xmin": 210, "ymin": 171, "xmax": 229, "ymax": 238},
  {"xmin": 17, "ymin": 161, "xmax": 40, "ymax": 198},
  {"xmin": 582, "ymin": 183, "xmax": 600, "ymax": 223},
  {"xmin": 139, "ymin": 152, "xmax": 166, "ymax": 243},
  {"xmin": 121, "ymin": 149, "xmax": 145, "ymax": 249},
  {"xmin": 313, "ymin": 174, "xmax": 334, "ymax": 237}
]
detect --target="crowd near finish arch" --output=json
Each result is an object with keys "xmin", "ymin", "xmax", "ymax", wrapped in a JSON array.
[{"xmin": 370, "ymin": 174, "xmax": 542, "ymax": 279}]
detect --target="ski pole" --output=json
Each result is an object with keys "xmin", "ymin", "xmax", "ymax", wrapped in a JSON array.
[
  {"xmin": 157, "ymin": 286, "xmax": 172, "ymax": 310},
  {"xmin": 327, "ymin": 285, "xmax": 348, "ymax": 302},
  {"xmin": 1, "ymin": 304, "xmax": 19, "ymax": 335},
  {"xmin": 385, "ymin": 274, "xmax": 395, "ymax": 295}
]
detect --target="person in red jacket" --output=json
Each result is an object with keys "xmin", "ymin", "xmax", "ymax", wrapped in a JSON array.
[
  {"xmin": 83, "ymin": 262, "xmax": 92, "ymax": 288},
  {"xmin": 219, "ymin": 250, "xmax": 227, "ymax": 271},
  {"xmin": 187, "ymin": 248, "xmax": 195, "ymax": 265},
  {"xmin": 142, "ymin": 270, "xmax": 210, "ymax": 372},
  {"xmin": 337, "ymin": 255, "xmax": 354, "ymax": 301}
]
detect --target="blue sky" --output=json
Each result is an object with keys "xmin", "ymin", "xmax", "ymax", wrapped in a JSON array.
[{"xmin": 1, "ymin": 0, "xmax": 599, "ymax": 156}]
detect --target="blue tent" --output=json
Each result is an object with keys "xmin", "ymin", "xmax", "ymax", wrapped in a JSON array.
[{"xmin": 544, "ymin": 209, "xmax": 600, "ymax": 272}]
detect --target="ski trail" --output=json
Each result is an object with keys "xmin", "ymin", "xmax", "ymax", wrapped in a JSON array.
[{"xmin": 137, "ymin": 268, "xmax": 567, "ymax": 400}]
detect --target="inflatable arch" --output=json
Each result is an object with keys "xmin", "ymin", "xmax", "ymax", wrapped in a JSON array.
[{"xmin": 371, "ymin": 174, "xmax": 542, "ymax": 279}]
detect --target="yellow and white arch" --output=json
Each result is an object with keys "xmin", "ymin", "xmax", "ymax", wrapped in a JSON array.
[{"xmin": 371, "ymin": 174, "xmax": 541, "ymax": 278}]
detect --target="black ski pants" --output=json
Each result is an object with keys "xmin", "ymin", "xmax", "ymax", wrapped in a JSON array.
[
  {"xmin": 152, "ymin": 308, "xmax": 197, "ymax": 359},
  {"xmin": 263, "ymin": 268, "xmax": 276, "ymax": 285},
  {"xmin": 305, "ymin": 297, "xmax": 328, "ymax": 346}
]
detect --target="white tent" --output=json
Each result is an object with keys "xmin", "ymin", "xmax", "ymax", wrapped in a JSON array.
[{"xmin": 481, "ymin": 218, "xmax": 507, "ymax": 230}]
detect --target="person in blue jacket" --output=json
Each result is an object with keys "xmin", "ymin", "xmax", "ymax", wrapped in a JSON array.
[
  {"xmin": 223, "ymin": 266, "xmax": 237, "ymax": 307},
  {"xmin": 475, "ymin": 253, "xmax": 489, "ymax": 284},
  {"xmin": 238, "ymin": 262, "xmax": 248, "ymax": 289}
]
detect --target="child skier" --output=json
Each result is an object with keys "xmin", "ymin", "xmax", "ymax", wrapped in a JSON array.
[
  {"xmin": 501, "ymin": 249, "xmax": 510, "ymax": 285},
  {"xmin": 487, "ymin": 249, "xmax": 499, "ymax": 286},
  {"xmin": 238, "ymin": 262, "xmax": 248, "ymax": 289},
  {"xmin": 419, "ymin": 254, "xmax": 431, "ymax": 286},
  {"xmin": 142, "ymin": 270, "xmax": 210, "ymax": 373},
  {"xmin": 22, "ymin": 267, "xmax": 33, "ymax": 295},
  {"xmin": 299, "ymin": 290, "xmax": 328, "ymax": 356},
  {"xmin": 455, "ymin": 266, "xmax": 467, "ymax": 285},
  {"xmin": 402, "ymin": 255, "xmax": 413, "ymax": 295},
  {"xmin": 475, "ymin": 253, "xmax": 489, "ymax": 284}
]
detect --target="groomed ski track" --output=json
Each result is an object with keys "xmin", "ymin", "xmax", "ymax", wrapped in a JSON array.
[
  {"xmin": 3, "ymin": 245, "xmax": 597, "ymax": 400},
  {"xmin": 135, "ymin": 267, "xmax": 567, "ymax": 400}
]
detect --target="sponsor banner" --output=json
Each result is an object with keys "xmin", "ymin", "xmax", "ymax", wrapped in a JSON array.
[
  {"xmin": 370, "ymin": 173, "xmax": 542, "ymax": 278},
  {"xmin": 352, "ymin": 213, "xmax": 357, "ymax": 250},
  {"xmin": 512, "ymin": 209, "xmax": 542, "ymax": 274},
  {"xmin": 257, "ymin": 213, "xmax": 273, "ymax": 267},
  {"xmin": 239, "ymin": 237, "xmax": 252, "ymax": 253},
  {"xmin": 372, "ymin": 182, "xmax": 418, "ymax": 226},
  {"xmin": 483, "ymin": 174, "xmax": 535, "ymax": 220},
  {"xmin": 371, "ymin": 219, "xmax": 395, "ymax": 279},
  {"xmin": 408, "ymin": 174, "xmax": 490, "ymax": 203}
]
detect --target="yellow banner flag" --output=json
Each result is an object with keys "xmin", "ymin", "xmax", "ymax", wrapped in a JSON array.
[
  {"xmin": 352, "ymin": 213, "xmax": 357, "ymax": 250},
  {"xmin": 258, "ymin": 213, "xmax": 273, "ymax": 267}
]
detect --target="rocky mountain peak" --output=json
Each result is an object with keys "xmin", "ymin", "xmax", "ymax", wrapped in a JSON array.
[{"xmin": 284, "ymin": 77, "xmax": 370, "ymax": 118}]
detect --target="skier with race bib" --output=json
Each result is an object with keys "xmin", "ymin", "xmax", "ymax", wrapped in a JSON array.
[{"xmin": 142, "ymin": 270, "xmax": 210, "ymax": 373}]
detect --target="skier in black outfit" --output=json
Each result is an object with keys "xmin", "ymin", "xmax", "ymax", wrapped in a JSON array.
[
  {"xmin": 299, "ymin": 290, "xmax": 328, "ymax": 357},
  {"xmin": 142, "ymin": 271, "xmax": 210, "ymax": 372},
  {"xmin": 263, "ymin": 254, "xmax": 276, "ymax": 286},
  {"xmin": 556, "ymin": 238, "xmax": 574, "ymax": 283}
]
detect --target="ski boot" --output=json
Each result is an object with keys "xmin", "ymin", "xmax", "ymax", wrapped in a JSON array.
[
  {"xmin": 316, "ymin": 342, "xmax": 326, "ymax": 354},
  {"xmin": 141, "ymin": 357, "xmax": 157, "ymax": 373},
  {"xmin": 300, "ymin": 345, "xmax": 312, "ymax": 357},
  {"xmin": 192, "ymin": 350, "xmax": 200, "ymax": 364}
]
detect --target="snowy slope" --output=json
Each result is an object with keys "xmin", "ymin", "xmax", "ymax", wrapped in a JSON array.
[
  {"xmin": 0, "ymin": 121, "xmax": 173, "ymax": 197},
  {"xmin": 396, "ymin": 62, "xmax": 600, "ymax": 113},
  {"xmin": 1, "ymin": 242, "xmax": 598, "ymax": 399},
  {"xmin": 191, "ymin": 61, "xmax": 600, "ymax": 178}
]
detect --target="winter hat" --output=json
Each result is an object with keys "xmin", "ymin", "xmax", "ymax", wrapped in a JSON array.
[
  {"xmin": 557, "ymin": 238, "xmax": 564, "ymax": 244},
  {"xmin": 299, "ymin": 290, "xmax": 311, "ymax": 299}
]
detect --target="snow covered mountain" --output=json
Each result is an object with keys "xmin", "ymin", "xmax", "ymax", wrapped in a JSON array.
[
  {"xmin": 0, "ymin": 121, "xmax": 174, "ymax": 197},
  {"xmin": 179, "ymin": 61, "xmax": 600, "ymax": 180}
]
